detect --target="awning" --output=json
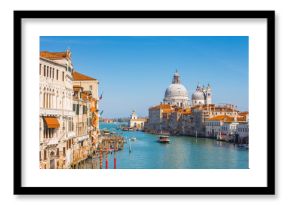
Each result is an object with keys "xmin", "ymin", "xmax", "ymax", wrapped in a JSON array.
[{"xmin": 44, "ymin": 117, "xmax": 60, "ymax": 128}]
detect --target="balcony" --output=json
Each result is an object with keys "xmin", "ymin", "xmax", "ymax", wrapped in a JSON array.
[
  {"xmin": 67, "ymin": 131, "xmax": 76, "ymax": 139},
  {"xmin": 40, "ymin": 108, "xmax": 75, "ymax": 116},
  {"xmin": 41, "ymin": 135, "xmax": 62, "ymax": 146}
]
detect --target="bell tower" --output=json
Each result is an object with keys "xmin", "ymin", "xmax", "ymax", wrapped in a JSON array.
[
  {"xmin": 131, "ymin": 110, "xmax": 137, "ymax": 120},
  {"xmin": 206, "ymin": 84, "xmax": 212, "ymax": 104}
]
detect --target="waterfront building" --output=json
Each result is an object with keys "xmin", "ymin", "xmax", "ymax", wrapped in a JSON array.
[
  {"xmin": 190, "ymin": 104, "xmax": 240, "ymax": 136},
  {"xmin": 146, "ymin": 70, "xmax": 248, "ymax": 140},
  {"xmin": 205, "ymin": 115, "xmax": 247, "ymax": 141},
  {"xmin": 146, "ymin": 104, "xmax": 173, "ymax": 133},
  {"xmin": 128, "ymin": 111, "xmax": 147, "ymax": 130},
  {"xmin": 163, "ymin": 70, "xmax": 189, "ymax": 107},
  {"xmin": 237, "ymin": 123, "xmax": 249, "ymax": 144},
  {"xmin": 102, "ymin": 118, "xmax": 114, "ymax": 123},
  {"xmin": 147, "ymin": 100, "xmax": 241, "ymax": 137},
  {"xmin": 39, "ymin": 50, "xmax": 75, "ymax": 169},
  {"xmin": 39, "ymin": 50, "xmax": 100, "ymax": 169},
  {"xmin": 72, "ymin": 71, "xmax": 100, "ymax": 168},
  {"xmin": 72, "ymin": 71, "xmax": 100, "ymax": 135},
  {"xmin": 71, "ymin": 85, "xmax": 91, "ymax": 168}
]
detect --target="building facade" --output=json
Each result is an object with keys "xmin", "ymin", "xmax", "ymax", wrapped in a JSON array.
[
  {"xmin": 39, "ymin": 50, "xmax": 100, "ymax": 169},
  {"xmin": 72, "ymin": 71, "xmax": 100, "ymax": 134},
  {"xmin": 39, "ymin": 50, "xmax": 75, "ymax": 169},
  {"xmin": 146, "ymin": 70, "xmax": 248, "ymax": 141},
  {"xmin": 128, "ymin": 111, "xmax": 147, "ymax": 130}
]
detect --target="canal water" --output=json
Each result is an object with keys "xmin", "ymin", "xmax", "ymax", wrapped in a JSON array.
[{"xmin": 86, "ymin": 122, "xmax": 249, "ymax": 169}]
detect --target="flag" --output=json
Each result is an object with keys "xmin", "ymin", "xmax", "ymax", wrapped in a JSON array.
[
  {"xmin": 100, "ymin": 110, "xmax": 104, "ymax": 116},
  {"xmin": 99, "ymin": 92, "xmax": 103, "ymax": 100}
]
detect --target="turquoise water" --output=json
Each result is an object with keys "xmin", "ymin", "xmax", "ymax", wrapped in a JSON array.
[{"xmin": 95, "ymin": 122, "xmax": 248, "ymax": 169}]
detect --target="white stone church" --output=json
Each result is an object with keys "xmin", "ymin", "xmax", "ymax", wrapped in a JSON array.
[{"xmin": 163, "ymin": 70, "xmax": 212, "ymax": 107}]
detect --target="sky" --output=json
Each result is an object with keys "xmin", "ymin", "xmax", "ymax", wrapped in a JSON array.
[{"xmin": 40, "ymin": 36, "xmax": 248, "ymax": 118}]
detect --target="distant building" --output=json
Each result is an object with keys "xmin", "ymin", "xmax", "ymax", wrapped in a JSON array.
[
  {"xmin": 146, "ymin": 104, "xmax": 173, "ymax": 132},
  {"xmin": 146, "ymin": 70, "xmax": 249, "ymax": 142},
  {"xmin": 129, "ymin": 111, "xmax": 147, "ymax": 130},
  {"xmin": 237, "ymin": 123, "xmax": 249, "ymax": 144},
  {"xmin": 102, "ymin": 118, "xmax": 114, "ymax": 123},
  {"xmin": 205, "ymin": 115, "xmax": 245, "ymax": 140}
]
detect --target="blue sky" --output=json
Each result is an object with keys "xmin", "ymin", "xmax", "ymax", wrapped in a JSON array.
[{"xmin": 40, "ymin": 36, "xmax": 248, "ymax": 118}]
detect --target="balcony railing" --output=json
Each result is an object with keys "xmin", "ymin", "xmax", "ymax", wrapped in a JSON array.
[{"xmin": 40, "ymin": 108, "xmax": 75, "ymax": 116}]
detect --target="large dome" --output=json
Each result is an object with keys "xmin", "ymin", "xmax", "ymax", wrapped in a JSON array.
[
  {"xmin": 164, "ymin": 84, "xmax": 188, "ymax": 100},
  {"xmin": 163, "ymin": 70, "xmax": 189, "ymax": 107}
]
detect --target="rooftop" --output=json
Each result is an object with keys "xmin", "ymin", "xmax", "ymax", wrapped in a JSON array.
[
  {"xmin": 40, "ymin": 50, "xmax": 71, "ymax": 60},
  {"xmin": 73, "ymin": 71, "xmax": 96, "ymax": 81},
  {"xmin": 149, "ymin": 104, "xmax": 172, "ymax": 111},
  {"xmin": 208, "ymin": 115, "xmax": 247, "ymax": 123}
]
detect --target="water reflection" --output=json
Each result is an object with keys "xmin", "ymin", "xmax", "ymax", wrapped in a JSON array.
[{"xmin": 83, "ymin": 122, "xmax": 248, "ymax": 169}]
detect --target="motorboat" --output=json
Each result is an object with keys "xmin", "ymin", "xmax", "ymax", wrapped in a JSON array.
[
  {"xmin": 129, "ymin": 137, "xmax": 137, "ymax": 141},
  {"xmin": 158, "ymin": 135, "xmax": 170, "ymax": 143}
]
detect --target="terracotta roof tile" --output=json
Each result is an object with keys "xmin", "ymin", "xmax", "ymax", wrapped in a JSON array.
[
  {"xmin": 73, "ymin": 71, "xmax": 96, "ymax": 81},
  {"xmin": 208, "ymin": 115, "xmax": 247, "ymax": 123},
  {"xmin": 40, "ymin": 50, "xmax": 70, "ymax": 60},
  {"xmin": 149, "ymin": 104, "xmax": 172, "ymax": 110},
  {"xmin": 239, "ymin": 112, "xmax": 249, "ymax": 116}
]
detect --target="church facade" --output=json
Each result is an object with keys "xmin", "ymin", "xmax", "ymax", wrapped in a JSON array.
[
  {"xmin": 163, "ymin": 70, "xmax": 212, "ymax": 108},
  {"xmin": 145, "ymin": 70, "xmax": 248, "ymax": 140},
  {"xmin": 128, "ymin": 111, "xmax": 147, "ymax": 130}
]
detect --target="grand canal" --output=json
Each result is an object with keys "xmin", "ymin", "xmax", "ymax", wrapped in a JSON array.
[{"xmin": 84, "ymin": 122, "xmax": 248, "ymax": 169}]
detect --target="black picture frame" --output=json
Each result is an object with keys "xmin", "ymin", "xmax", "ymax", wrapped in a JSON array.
[{"xmin": 14, "ymin": 10, "xmax": 275, "ymax": 195}]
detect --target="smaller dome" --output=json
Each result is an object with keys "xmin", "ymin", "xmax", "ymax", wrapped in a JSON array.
[{"xmin": 192, "ymin": 90, "xmax": 205, "ymax": 100}]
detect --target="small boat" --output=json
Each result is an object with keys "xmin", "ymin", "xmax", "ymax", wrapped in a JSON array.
[
  {"xmin": 237, "ymin": 144, "xmax": 249, "ymax": 149},
  {"xmin": 129, "ymin": 137, "xmax": 136, "ymax": 141},
  {"xmin": 158, "ymin": 135, "xmax": 170, "ymax": 143},
  {"xmin": 103, "ymin": 129, "xmax": 111, "ymax": 135}
]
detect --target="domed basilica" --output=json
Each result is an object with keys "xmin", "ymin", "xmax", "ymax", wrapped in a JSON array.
[{"xmin": 163, "ymin": 70, "xmax": 212, "ymax": 107}]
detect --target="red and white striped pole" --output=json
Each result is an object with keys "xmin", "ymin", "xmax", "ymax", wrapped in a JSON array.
[{"xmin": 114, "ymin": 151, "xmax": 117, "ymax": 169}]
